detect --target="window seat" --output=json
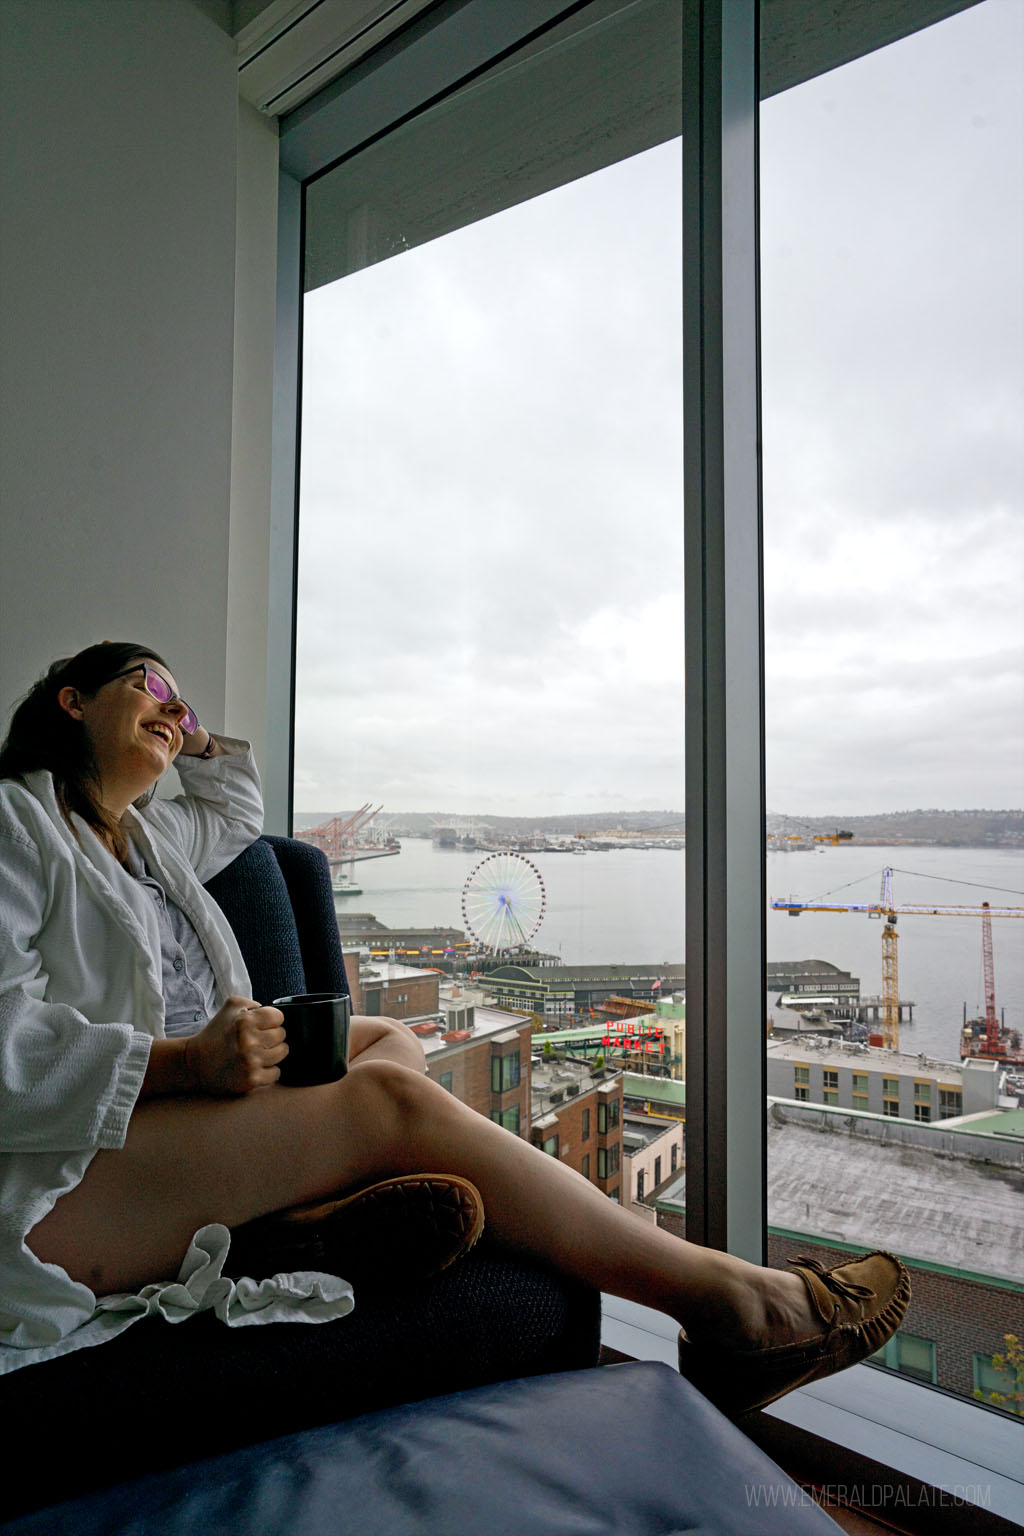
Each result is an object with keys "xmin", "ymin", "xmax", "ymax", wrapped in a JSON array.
[{"xmin": 2, "ymin": 1362, "xmax": 840, "ymax": 1535}]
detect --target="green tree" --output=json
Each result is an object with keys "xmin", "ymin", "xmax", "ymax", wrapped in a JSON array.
[{"xmin": 973, "ymin": 1334, "xmax": 1024, "ymax": 1416}]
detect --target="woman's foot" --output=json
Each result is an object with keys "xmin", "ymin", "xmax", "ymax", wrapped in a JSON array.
[
  {"xmin": 680, "ymin": 1251, "xmax": 829, "ymax": 1353},
  {"xmin": 677, "ymin": 1250, "xmax": 911, "ymax": 1416}
]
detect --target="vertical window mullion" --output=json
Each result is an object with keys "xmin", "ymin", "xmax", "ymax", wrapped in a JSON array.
[
  {"xmin": 265, "ymin": 168, "xmax": 303, "ymax": 834},
  {"xmin": 683, "ymin": 0, "xmax": 765, "ymax": 1263}
]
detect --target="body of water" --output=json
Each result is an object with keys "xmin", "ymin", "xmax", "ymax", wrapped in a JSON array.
[{"xmin": 336, "ymin": 839, "xmax": 1024, "ymax": 1064}]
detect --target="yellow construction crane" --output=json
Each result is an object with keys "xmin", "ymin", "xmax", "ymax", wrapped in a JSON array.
[{"xmin": 771, "ymin": 867, "xmax": 1024, "ymax": 1052}]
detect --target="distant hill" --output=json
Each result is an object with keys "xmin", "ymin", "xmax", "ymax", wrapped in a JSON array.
[
  {"xmin": 770, "ymin": 809, "xmax": 1023, "ymax": 847},
  {"xmin": 294, "ymin": 807, "xmax": 1023, "ymax": 847}
]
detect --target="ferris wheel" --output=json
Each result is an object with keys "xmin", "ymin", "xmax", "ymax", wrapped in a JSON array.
[{"xmin": 461, "ymin": 852, "xmax": 546, "ymax": 953}]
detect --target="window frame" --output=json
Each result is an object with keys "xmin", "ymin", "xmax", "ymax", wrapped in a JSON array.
[{"xmin": 491, "ymin": 1051, "xmax": 521, "ymax": 1095}]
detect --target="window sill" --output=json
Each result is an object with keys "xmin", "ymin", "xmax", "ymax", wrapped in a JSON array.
[{"xmin": 600, "ymin": 1295, "xmax": 1024, "ymax": 1528}]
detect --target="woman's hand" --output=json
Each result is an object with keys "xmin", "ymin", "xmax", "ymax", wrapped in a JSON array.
[{"xmin": 183, "ymin": 995, "xmax": 287, "ymax": 1096}]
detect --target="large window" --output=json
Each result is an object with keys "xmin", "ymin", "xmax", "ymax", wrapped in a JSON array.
[
  {"xmin": 762, "ymin": 0, "xmax": 1024, "ymax": 1411},
  {"xmin": 279, "ymin": 0, "xmax": 1022, "ymax": 1502},
  {"xmin": 296, "ymin": 3, "xmax": 684, "ymax": 1176}
]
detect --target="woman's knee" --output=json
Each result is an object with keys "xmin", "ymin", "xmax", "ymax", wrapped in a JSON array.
[
  {"xmin": 339, "ymin": 1056, "xmax": 435, "ymax": 1126},
  {"xmin": 349, "ymin": 1014, "xmax": 427, "ymax": 1072},
  {"xmin": 378, "ymin": 1015, "xmax": 426, "ymax": 1067}
]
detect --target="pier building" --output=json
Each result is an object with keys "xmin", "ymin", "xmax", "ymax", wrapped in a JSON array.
[
  {"xmin": 767, "ymin": 958, "xmax": 861, "ymax": 1003},
  {"xmin": 485, "ymin": 957, "xmax": 861, "ymax": 1021},
  {"xmin": 484, "ymin": 962, "xmax": 685, "ymax": 1016},
  {"xmin": 337, "ymin": 912, "xmax": 468, "ymax": 958}
]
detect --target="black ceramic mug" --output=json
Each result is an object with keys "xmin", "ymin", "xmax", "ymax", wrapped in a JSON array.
[{"xmin": 272, "ymin": 992, "xmax": 351, "ymax": 1087}]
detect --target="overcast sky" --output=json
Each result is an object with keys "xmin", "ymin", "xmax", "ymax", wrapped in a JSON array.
[{"xmin": 295, "ymin": 0, "xmax": 1023, "ymax": 819}]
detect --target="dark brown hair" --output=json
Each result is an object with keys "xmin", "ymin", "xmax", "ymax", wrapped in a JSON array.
[{"xmin": 0, "ymin": 641, "xmax": 171, "ymax": 859}]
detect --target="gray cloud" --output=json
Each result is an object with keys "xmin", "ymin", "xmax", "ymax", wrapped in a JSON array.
[{"xmin": 296, "ymin": 2, "xmax": 1022, "ymax": 818}]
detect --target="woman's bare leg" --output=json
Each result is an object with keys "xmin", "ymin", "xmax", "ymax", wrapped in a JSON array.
[{"xmin": 28, "ymin": 1059, "xmax": 819, "ymax": 1350}]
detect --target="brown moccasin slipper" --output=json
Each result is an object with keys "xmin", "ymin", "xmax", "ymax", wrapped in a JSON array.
[
  {"xmin": 677, "ymin": 1249, "xmax": 911, "ymax": 1417},
  {"xmin": 228, "ymin": 1173, "xmax": 484, "ymax": 1288}
]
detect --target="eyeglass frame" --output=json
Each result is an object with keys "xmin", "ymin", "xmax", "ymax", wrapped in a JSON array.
[{"xmin": 107, "ymin": 664, "xmax": 200, "ymax": 737}]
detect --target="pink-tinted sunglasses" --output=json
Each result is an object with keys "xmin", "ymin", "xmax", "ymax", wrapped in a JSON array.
[{"xmin": 110, "ymin": 664, "xmax": 199, "ymax": 736}]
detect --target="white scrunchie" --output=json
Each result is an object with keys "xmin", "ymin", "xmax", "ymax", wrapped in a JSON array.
[{"xmin": 94, "ymin": 1223, "xmax": 355, "ymax": 1327}]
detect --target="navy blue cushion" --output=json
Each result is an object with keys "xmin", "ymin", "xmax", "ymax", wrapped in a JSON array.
[
  {"xmin": 0, "ymin": 1246, "xmax": 600, "ymax": 1520},
  {"xmin": 262, "ymin": 834, "xmax": 348, "ymax": 997},
  {"xmin": 203, "ymin": 837, "xmax": 306, "ymax": 1003},
  {"xmin": 2, "ymin": 1364, "xmax": 840, "ymax": 1536}
]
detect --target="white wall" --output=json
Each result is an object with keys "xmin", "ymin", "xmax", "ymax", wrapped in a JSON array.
[
  {"xmin": 227, "ymin": 99, "xmax": 280, "ymax": 784},
  {"xmin": 0, "ymin": 0, "xmax": 277, "ymax": 781}
]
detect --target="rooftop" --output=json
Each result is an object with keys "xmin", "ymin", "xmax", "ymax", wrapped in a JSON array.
[
  {"xmin": 348, "ymin": 955, "xmax": 436, "ymax": 984},
  {"xmin": 531, "ymin": 1055, "xmax": 620, "ymax": 1117},
  {"xmin": 766, "ymin": 959, "xmax": 852, "ymax": 976},
  {"xmin": 658, "ymin": 1100, "xmax": 1024, "ymax": 1285},
  {"xmin": 766, "ymin": 1103, "xmax": 1024, "ymax": 1284},
  {"xmin": 767, "ymin": 1034, "xmax": 968, "ymax": 1082},
  {"xmin": 939, "ymin": 1107, "xmax": 1024, "ymax": 1139},
  {"xmin": 487, "ymin": 963, "xmax": 686, "ymax": 982},
  {"xmin": 622, "ymin": 1112, "xmax": 677, "ymax": 1153},
  {"xmin": 414, "ymin": 992, "xmax": 532, "ymax": 1058},
  {"xmin": 622, "ymin": 1073, "xmax": 686, "ymax": 1108}
]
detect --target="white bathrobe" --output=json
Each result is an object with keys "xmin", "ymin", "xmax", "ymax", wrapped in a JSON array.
[{"xmin": 0, "ymin": 743, "xmax": 352, "ymax": 1373}]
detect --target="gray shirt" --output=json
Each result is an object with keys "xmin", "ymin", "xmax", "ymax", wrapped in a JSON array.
[{"xmin": 123, "ymin": 842, "xmax": 217, "ymax": 1036}]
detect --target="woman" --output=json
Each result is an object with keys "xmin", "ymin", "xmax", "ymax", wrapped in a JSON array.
[{"xmin": 0, "ymin": 642, "xmax": 910, "ymax": 1410}]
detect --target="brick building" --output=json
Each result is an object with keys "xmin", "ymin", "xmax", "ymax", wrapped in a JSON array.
[
  {"xmin": 766, "ymin": 1235, "xmax": 1024, "ymax": 1403},
  {"xmin": 531, "ymin": 1057, "xmax": 625, "ymax": 1200},
  {"xmin": 416, "ymin": 991, "xmax": 534, "ymax": 1136},
  {"xmin": 342, "ymin": 951, "xmax": 440, "ymax": 1020}
]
